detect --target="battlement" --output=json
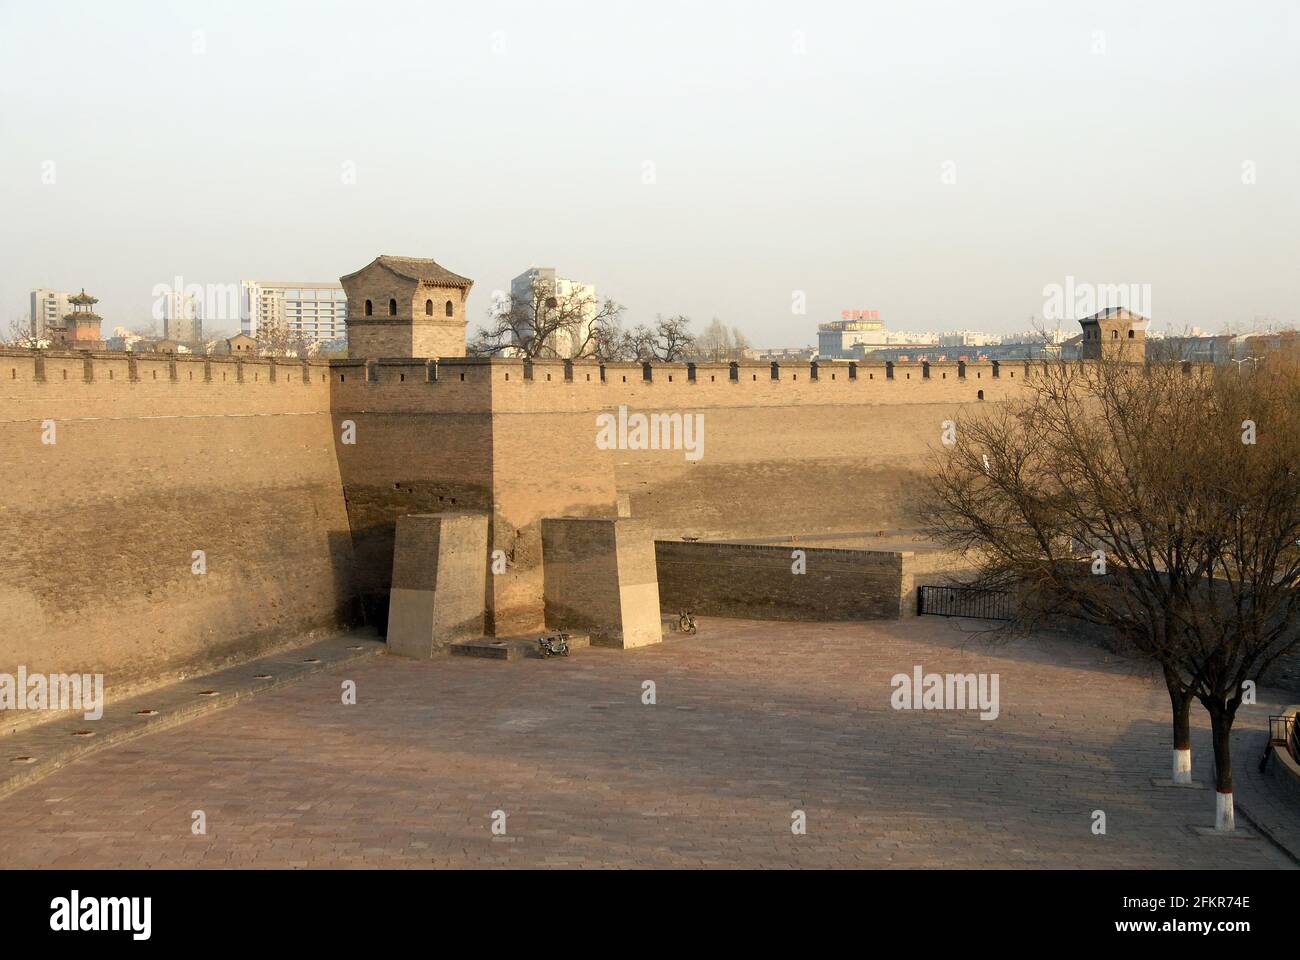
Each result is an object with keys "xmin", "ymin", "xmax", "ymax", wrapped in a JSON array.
[
  {"xmin": 0, "ymin": 344, "xmax": 1078, "ymax": 686},
  {"xmin": 0, "ymin": 348, "xmax": 1051, "ymax": 419},
  {"xmin": 324, "ymin": 354, "xmax": 1042, "ymax": 413},
  {"xmin": 0, "ymin": 347, "xmax": 334, "ymax": 386}
]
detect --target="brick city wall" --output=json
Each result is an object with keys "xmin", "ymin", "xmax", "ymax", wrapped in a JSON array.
[
  {"xmin": 1, "ymin": 349, "xmax": 1037, "ymax": 682},
  {"xmin": 655, "ymin": 541, "xmax": 911, "ymax": 620},
  {"xmin": 0, "ymin": 349, "xmax": 356, "ymax": 692},
  {"xmin": 327, "ymin": 356, "xmax": 1034, "ymax": 632}
]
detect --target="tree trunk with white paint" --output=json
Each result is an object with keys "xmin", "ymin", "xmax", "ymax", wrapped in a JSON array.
[
  {"xmin": 1166, "ymin": 668, "xmax": 1194, "ymax": 784},
  {"xmin": 1216, "ymin": 790, "xmax": 1235, "ymax": 832},
  {"xmin": 1209, "ymin": 705, "xmax": 1235, "ymax": 832}
]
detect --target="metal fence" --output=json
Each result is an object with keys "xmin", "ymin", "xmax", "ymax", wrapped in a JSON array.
[
  {"xmin": 1270, "ymin": 715, "xmax": 1299, "ymax": 762},
  {"xmin": 917, "ymin": 585, "xmax": 1013, "ymax": 621},
  {"xmin": 1261, "ymin": 714, "xmax": 1298, "ymax": 772}
]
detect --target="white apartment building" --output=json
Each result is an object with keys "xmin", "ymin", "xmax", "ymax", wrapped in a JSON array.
[
  {"xmin": 240, "ymin": 280, "xmax": 348, "ymax": 345},
  {"xmin": 510, "ymin": 267, "xmax": 598, "ymax": 358},
  {"xmin": 30, "ymin": 288, "xmax": 72, "ymax": 340},
  {"xmin": 938, "ymin": 330, "xmax": 1001, "ymax": 347},
  {"xmin": 817, "ymin": 319, "xmax": 890, "ymax": 358}
]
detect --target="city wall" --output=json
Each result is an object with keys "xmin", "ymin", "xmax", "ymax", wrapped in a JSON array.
[
  {"xmin": 0, "ymin": 349, "xmax": 355, "ymax": 704},
  {"xmin": 1, "ymin": 349, "xmax": 1036, "ymax": 687},
  {"xmin": 655, "ymin": 540, "xmax": 980, "ymax": 621},
  {"xmin": 329, "ymin": 356, "xmax": 1035, "ymax": 633}
]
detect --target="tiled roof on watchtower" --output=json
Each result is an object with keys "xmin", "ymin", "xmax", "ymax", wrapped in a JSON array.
[
  {"xmin": 1078, "ymin": 307, "xmax": 1147, "ymax": 362},
  {"xmin": 340, "ymin": 254, "xmax": 475, "ymax": 360},
  {"xmin": 1081, "ymin": 306, "xmax": 1148, "ymax": 324},
  {"xmin": 344, "ymin": 255, "xmax": 473, "ymax": 290}
]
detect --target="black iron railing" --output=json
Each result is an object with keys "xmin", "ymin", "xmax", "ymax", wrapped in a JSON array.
[
  {"xmin": 1273, "ymin": 715, "xmax": 1299, "ymax": 763},
  {"xmin": 1260, "ymin": 714, "xmax": 1297, "ymax": 772},
  {"xmin": 917, "ymin": 585, "xmax": 1013, "ymax": 621}
]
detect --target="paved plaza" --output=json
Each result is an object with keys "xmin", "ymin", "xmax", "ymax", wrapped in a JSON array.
[{"xmin": 0, "ymin": 618, "xmax": 1294, "ymax": 869}]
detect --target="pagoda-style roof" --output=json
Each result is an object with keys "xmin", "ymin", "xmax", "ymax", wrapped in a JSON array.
[
  {"xmin": 1080, "ymin": 307, "xmax": 1148, "ymax": 325},
  {"xmin": 68, "ymin": 289, "xmax": 98, "ymax": 306},
  {"xmin": 342, "ymin": 256, "xmax": 473, "ymax": 289}
]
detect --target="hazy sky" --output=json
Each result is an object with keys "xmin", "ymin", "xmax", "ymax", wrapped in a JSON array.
[{"xmin": 2, "ymin": 0, "xmax": 1297, "ymax": 344}]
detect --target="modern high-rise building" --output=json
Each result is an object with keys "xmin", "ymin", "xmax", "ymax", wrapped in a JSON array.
[
  {"xmin": 240, "ymin": 281, "xmax": 348, "ymax": 345},
  {"xmin": 509, "ymin": 267, "xmax": 598, "ymax": 358},
  {"xmin": 29, "ymin": 288, "xmax": 73, "ymax": 340}
]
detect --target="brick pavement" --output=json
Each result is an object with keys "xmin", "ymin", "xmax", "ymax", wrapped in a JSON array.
[
  {"xmin": 0, "ymin": 631, "xmax": 384, "ymax": 802},
  {"xmin": 1234, "ymin": 727, "xmax": 1300, "ymax": 864},
  {"xmin": 0, "ymin": 618, "xmax": 1294, "ymax": 868}
]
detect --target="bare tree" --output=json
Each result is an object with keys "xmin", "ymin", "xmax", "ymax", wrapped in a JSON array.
[
  {"xmin": 4, "ymin": 314, "xmax": 45, "ymax": 348},
  {"xmin": 254, "ymin": 321, "xmax": 308, "ymax": 359},
  {"xmin": 625, "ymin": 314, "xmax": 696, "ymax": 362},
  {"xmin": 590, "ymin": 316, "xmax": 636, "ymax": 362},
  {"xmin": 923, "ymin": 354, "xmax": 1300, "ymax": 831},
  {"xmin": 470, "ymin": 274, "xmax": 625, "ymax": 360},
  {"xmin": 694, "ymin": 318, "xmax": 750, "ymax": 361}
]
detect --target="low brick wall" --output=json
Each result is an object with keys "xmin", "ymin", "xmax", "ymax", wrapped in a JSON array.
[{"xmin": 657, "ymin": 541, "xmax": 916, "ymax": 620}]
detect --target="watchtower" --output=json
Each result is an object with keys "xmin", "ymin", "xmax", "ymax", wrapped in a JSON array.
[
  {"xmin": 54, "ymin": 289, "xmax": 105, "ymax": 351},
  {"xmin": 340, "ymin": 255, "xmax": 473, "ymax": 359},
  {"xmin": 1079, "ymin": 307, "xmax": 1147, "ymax": 362}
]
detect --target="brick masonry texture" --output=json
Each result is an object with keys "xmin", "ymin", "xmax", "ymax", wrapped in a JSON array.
[
  {"xmin": 386, "ymin": 512, "xmax": 488, "ymax": 657},
  {"xmin": 0, "ymin": 348, "xmax": 1038, "ymax": 685},
  {"xmin": 0, "ymin": 618, "xmax": 1291, "ymax": 869},
  {"xmin": 0, "ymin": 351, "xmax": 355, "ymax": 694},
  {"xmin": 656, "ymin": 542, "xmax": 910, "ymax": 620},
  {"xmin": 340, "ymin": 259, "xmax": 469, "ymax": 360},
  {"xmin": 542, "ymin": 518, "xmax": 662, "ymax": 647}
]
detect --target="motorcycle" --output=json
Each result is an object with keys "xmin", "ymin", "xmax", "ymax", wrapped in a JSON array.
[{"xmin": 537, "ymin": 632, "xmax": 571, "ymax": 658}]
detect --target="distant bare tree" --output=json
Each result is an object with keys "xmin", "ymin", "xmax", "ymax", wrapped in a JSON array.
[
  {"xmin": 923, "ymin": 354, "xmax": 1300, "ymax": 831},
  {"xmin": 590, "ymin": 317, "xmax": 636, "ymax": 362},
  {"xmin": 694, "ymin": 317, "xmax": 750, "ymax": 361},
  {"xmin": 470, "ymin": 274, "xmax": 625, "ymax": 360},
  {"xmin": 626, "ymin": 314, "xmax": 696, "ymax": 362},
  {"xmin": 4, "ymin": 314, "xmax": 45, "ymax": 348},
  {"xmin": 254, "ymin": 321, "xmax": 308, "ymax": 358}
]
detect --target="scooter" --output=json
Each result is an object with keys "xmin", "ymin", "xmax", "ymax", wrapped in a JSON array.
[{"xmin": 538, "ymin": 632, "xmax": 571, "ymax": 658}]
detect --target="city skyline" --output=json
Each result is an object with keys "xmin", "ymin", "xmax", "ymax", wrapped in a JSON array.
[{"xmin": 3, "ymin": 1, "xmax": 1297, "ymax": 344}]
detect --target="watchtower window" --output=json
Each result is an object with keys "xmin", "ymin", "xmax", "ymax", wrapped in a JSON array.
[
  {"xmin": 389, "ymin": 299, "xmax": 397, "ymax": 316},
  {"xmin": 364, "ymin": 299, "xmax": 373, "ymax": 316},
  {"xmin": 1112, "ymin": 330, "xmax": 1119, "ymax": 339},
  {"xmin": 445, "ymin": 300, "xmax": 454, "ymax": 317},
  {"xmin": 1128, "ymin": 329, "xmax": 1135, "ymax": 338},
  {"xmin": 977, "ymin": 389, "xmax": 985, "ymax": 400},
  {"xmin": 425, "ymin": 300, "xmax": 433, "ymax": 316}
]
